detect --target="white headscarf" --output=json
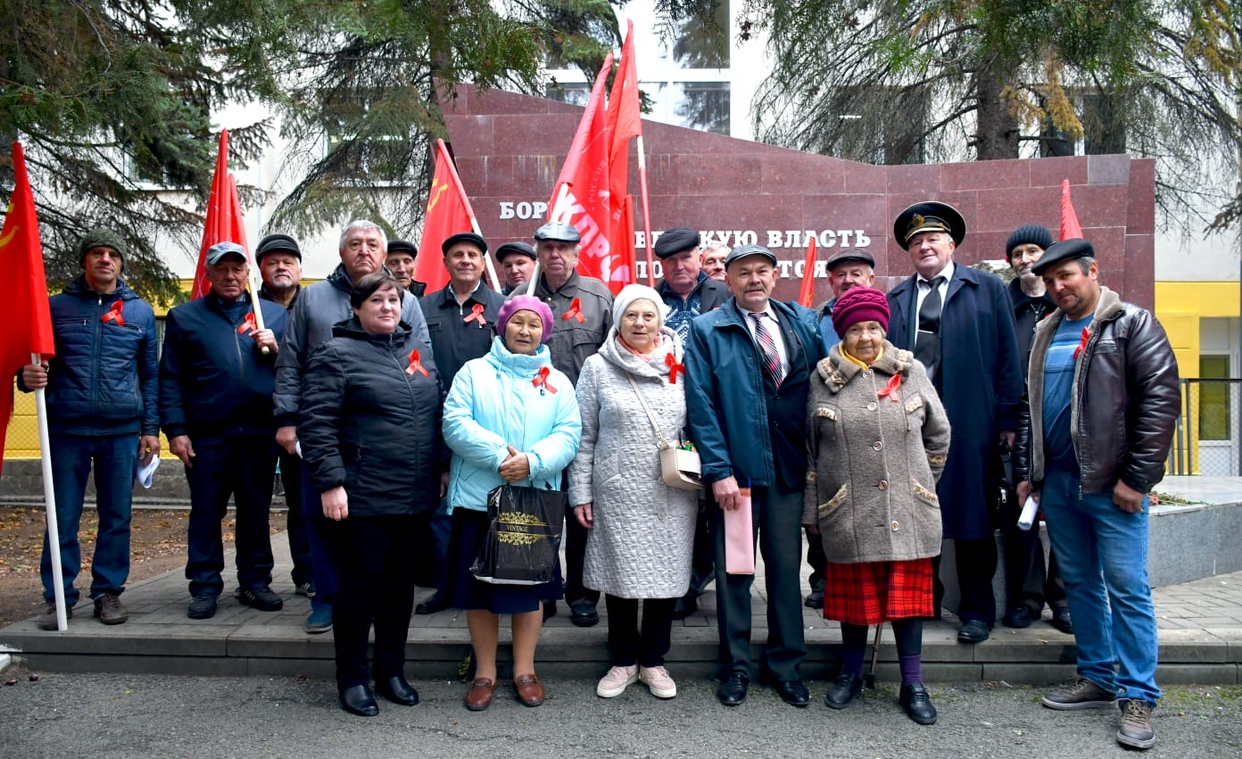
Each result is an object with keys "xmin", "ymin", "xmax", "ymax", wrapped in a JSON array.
[{"xmin": 611, "ymin": 284, "xmax": 668, "ymax": 331}]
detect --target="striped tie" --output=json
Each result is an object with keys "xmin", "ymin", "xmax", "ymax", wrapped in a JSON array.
[{"xmin": 750, "ymin": 312, "xmax": 784, "ymax": 388}]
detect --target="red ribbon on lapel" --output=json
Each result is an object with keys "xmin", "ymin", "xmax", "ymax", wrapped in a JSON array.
[
  {"xmin": 101, "ymin": 300, "xmax": 125, "ymax": 327},
  {"xmin": 237, "ymin": 312, "xmax": 257, "ymax": 335},
  {"xmin": 1073, "ymin": 327, "xmax": 1090, "ymax": 360},
  {"xmin": 665, "ymin": 352, "xmax": 685, "ymax": 384},
  {"xmin": 876, "ymin": 373, "xmax": 902, "ymax": 402},
  {"xmin": 406, "ymin": 349, "xmax": 429, "ymax": 376},
  {"xmin": 561, "ymin": 297, "xmax": 585, "ymax": 323},
  {"xmin": 463, "ymin": 303, "xmax": 486, "ymax": 326},
  {"xmin": 532, "ymin": 366, "xmax": 558, "ymax": 394}
]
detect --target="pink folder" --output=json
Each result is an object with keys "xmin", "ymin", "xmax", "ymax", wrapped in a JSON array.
[{"xmin": 723, "ymin": 488, "xmax": 755, "ymax": 574}]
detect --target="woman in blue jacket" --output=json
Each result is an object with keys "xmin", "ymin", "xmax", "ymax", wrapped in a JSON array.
[{"xmin": 443, "ymin": 294, "xmax": 581, "ymax": 712}]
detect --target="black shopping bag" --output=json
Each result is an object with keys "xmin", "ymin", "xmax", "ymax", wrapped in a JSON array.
[{"xmin": 470, "ymin": 484, "xmax": 567, "ymax": 585}]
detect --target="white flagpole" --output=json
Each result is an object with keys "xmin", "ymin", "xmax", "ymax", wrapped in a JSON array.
[
  {"xmin": 31, "ymin": 352, "xmax": 67, "ymax": 631},
  {"xmin": 470, "ymin": 217, "xmax": 502, "ymax": 292}
]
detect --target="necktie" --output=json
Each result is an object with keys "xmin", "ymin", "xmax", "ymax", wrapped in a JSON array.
[
  {"xmin": 750, "ymin": 312, "xmax": 784, "ymax": 388},
  {"xmin": 915, "ymin": 276, "xmax": 946, "ymax": 381}
]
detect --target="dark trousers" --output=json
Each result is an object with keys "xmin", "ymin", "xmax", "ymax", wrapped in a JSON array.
[
  {"xmin": 183, "ymin": 435, "xmax": 277, "ymax": 597},
  {"xmin": 299, "ymin": 456, "xmax": 340, "ymax": 603},
  {"xmin": 428, "ymin": 499, "xmax": 452, "ymax": 592},
  {"xmin": 932, "ymin": 536, "xmax": 999, "ymax": 626},
  {"xmin": 710, "ymin": 485, "xmax": 806, "ymax": 681},
  {"xmin": 277, "ymin": 451, "xmax": 313, "ymax": 587},
  {"xmin": 605, "ymin": 595, "xmax": 677, "ymax": 668},
  {"xmin": 564, "ymin": 515, "xmax": 599, "ymax": 607},
  {"xmin": 1002, "ymin": 520, "xmax": 1067, "ymax": 614},
  {"xmin": 804, "ymin": 526, "xmax": 827, "ymax": 593},
  {"xmin": 684, "ymin": 499, "xmax": 716, "ymax": 598},
  {"xmin": 330, "ymin": 514, "xmax": 420, "ymax": 689}
]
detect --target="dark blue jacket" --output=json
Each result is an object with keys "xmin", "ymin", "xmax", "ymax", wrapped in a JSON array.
[
  {"xmin": 159, "ymin": 293, "xmax": 288, "ymax": 440},
  {"xmin": 685, "ymin": 298, "xmax": 824, "ymax": 491},
  {"xmin": 20, "ymin": 277, "xmax": 159, "ymax": 437}
]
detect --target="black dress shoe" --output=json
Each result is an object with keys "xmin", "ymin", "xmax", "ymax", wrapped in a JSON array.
[
  {"xmin": 1002, "ymin": 606, "xmax": 1035, "ymax": 629},
  {"xmin": 957, "ymin": 619, "xmax": 991, "ymax": 643},
  {"xmin": 339, "ymin": 684, "xmax": 379, "ymax": 717},
  {"xmin": 717, "ymin": 672, "xmax": 749, "ymax": 706},
  {"xmin": 804, "ymin": 589, "xmax": 825, "ymax": 609},
  {"xmin": 824, "ymin": 672, "xmax": 864, "ymax": 710},
  {"xmin": 775, "ymin": 678, "xmax": 810, "ymax": 707},
  {"xmin": 569, "ymin": 602, "xmax": 599, "ymax": 628},
  {"xmin": 415, "ymin": 592, "xmax": 449, "ymax": 615},
  {"xmin": 1051, "ymin": 606, "xmax": 1074, "ymax": 635},
  {"xmin": 542, "ymin": 600, "xmax": 557, "ymax": 621},
  {"xmin": 672, "ymin": 595, "xmax": 697, "ymax": 620},
  {"xmin": 375, "ymin": 675, "xmax": 419, "ymax": 706},
  {"xmin": 899, "ymin": 681, "xmax": 938, "ymax": 725}
]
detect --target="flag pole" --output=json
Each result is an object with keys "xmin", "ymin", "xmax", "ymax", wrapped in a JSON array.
[
  {"xmin": 32, "ymin": 352, "xmax": 67, "ymax": 631},
  {"xmin": 438, "ymin": 139, "xmax": 501, "ymax": 292},
  {"xmin": 229, "ymin": 174, "xmax": 269, "ymax": 353},
  {"xmin": 636, "ymin": 136, "xmax": 655, "ymax": 286},
  {"xmin": 469, "ymin": 216, "xmax": 502, "ymax": 292}
]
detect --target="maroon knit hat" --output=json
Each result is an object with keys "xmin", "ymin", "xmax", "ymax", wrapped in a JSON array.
[{"xmin": 832, "ymin": 286, "xmax": 890, "ymax": 335}]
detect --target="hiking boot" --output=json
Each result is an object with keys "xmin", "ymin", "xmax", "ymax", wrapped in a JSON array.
[
  {"xmin": 237, "ymin": 585, "xmax": 283, "ymax": 611},
  {"xmin": 1116, "ymin": 699, "xmax": 1156, "ymax": 750},
  {"xmin": 36, "ymin": 604, "xmax": 71, "ymax": 631},
  {"xmin": 1041, "ymin": 677, "xmax": 1117, "ymax": 710},
  {"xmin": 639, "ymin": 666, "xmax": 677, "ymax": 699},
  {"xmin": 93, "ymin": 593, "xmax": 129, "ymax": 625},
  {"xmin": 187, "ymin": 593, "xmax": 219, "ymax": 619},
  {"xmin": 596, "ymin": 665, "xmax": 638, "ymax": 698}
]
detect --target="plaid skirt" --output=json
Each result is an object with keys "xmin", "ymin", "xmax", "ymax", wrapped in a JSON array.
[{"xmin": 821, "ymin": 558, "xmax": 934, "ymax": 626}]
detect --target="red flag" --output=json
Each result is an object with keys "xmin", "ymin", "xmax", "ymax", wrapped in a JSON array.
[
  {"xmin": 1, "ymin": 142, "xmax": 56, "ymax": 472},
  {"xmin": 549, "ymin": 53, "xmax": 614, "ymax": 283},
  {"xmin": 1060, "ymin": 179, "xmax": 1083, "ymax": 240},
  {"xmin": 607, "ymin": 195, "xmax": 638, "ymax": 296},
  {"xmin": 797, "ymin": 236, "xmax": 819, "ymax": 307},
  {"xmin": 416, "ymin": 139, "xmax": 475, "ymax": 294},
  {"xmin": 191, "ymin": 130, "xmax": 249, "ymax": 298},
  {"xmin": 604, "ymin": 23, "xmax": 641, "ymax": 294}
]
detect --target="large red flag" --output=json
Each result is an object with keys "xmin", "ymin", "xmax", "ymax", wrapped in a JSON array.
[
  {"xmin": 1, "ymin": 142, "xmax": 56, "ymax": 472},
  {"xmin": 549, "ymin": 53, "xmax": 615, "ymax": 283},
  {"xmin": 797, "ymin": 236, "xmax": 819, "ymax": 307},
  {"xmin": 191, "ymin": 130, "xmax": 249, "ymax": 298},
  {"xmin": 604, "ymin": 23, "xmax": 641, "ymax": 293},
  {"xmin": 416, "ymin": 139, "xmax": 475, "ymax": 294},
  {"xmin": 1060, "ymin": 179, "xmax": 1084, "ymax": 240}
]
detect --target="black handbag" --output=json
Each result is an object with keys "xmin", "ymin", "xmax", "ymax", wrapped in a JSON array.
[{"xmin": 470, "ymin": 484, "xmax": 567, "ymax": 585}]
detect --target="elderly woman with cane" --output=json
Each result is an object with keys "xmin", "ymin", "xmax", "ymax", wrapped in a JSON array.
[{"xmin": 803, "ymin": 286, "xmax": 950, "ymax": 725}]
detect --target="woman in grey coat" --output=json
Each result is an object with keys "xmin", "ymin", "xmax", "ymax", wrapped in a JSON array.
[
  {"xmin": 803, "ymin": 286, "xmax": 950, "ymax": 725},
  {"xmin": 569, "ymin": 284, "xmax": 698, "ymax": 701}
]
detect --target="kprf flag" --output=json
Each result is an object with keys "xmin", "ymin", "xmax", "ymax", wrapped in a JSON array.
[
  {"xmin": 1060, "ymin": 179, "xmax": 1083, "ymax": 240},
  {"xmin": 548, "ymin": 53, "xmax": 615, "ymax": 283},
  {"xmin": 604, "ymin": 22, "xmax": 641, "ymax": 293},
  {"xmin": 191, "ymin": 130, "xmax": 249, "ymax": 298},
  {"xmin": 0, "ymin": 142, "xmax": 55, "ymax": 473},
  {"xmin": 416, "ymin": 138, "xmax": 475, "ymax": 293}
]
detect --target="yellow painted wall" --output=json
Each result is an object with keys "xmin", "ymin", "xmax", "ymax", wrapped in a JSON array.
[{"xmin": 1155, "ymin": 281, "xmax": 1240, "ymax": 380}]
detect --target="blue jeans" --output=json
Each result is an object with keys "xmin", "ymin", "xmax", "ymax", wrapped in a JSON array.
[
  {"xmin": 1040, "ymin": 466, "xmax": 1161, "ymax": 705},
  {"xmin": 41, "ymin": 432, "xmax": 137, "ymax": 605}
]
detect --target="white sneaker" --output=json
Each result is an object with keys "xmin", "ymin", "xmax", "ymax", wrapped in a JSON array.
[
  {"xmin": 596, "ymin": 665, "xmax": 639, "ymax": 698},
  {"xmin": 639, "ymin": 665, "xmax": 677, "ymax": 699}
]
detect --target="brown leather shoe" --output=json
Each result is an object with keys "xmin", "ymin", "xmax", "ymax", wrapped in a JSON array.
[
  {"xmin": 514, "ymin": 674, "xmax": 545, "ymax": 707},
  {"xmin": 464, "ymin": 678, "xmax": 497, "ymax": 711}
]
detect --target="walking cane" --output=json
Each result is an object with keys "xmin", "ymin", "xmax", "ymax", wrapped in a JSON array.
[{"xmin": 864, "ymin": 622, "xmax": 884, "ymax": 689}]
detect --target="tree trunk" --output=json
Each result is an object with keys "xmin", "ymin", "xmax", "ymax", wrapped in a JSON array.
[{"xmin": 974, "ymin": 63, "xmax": 1019, "ymax": 160}]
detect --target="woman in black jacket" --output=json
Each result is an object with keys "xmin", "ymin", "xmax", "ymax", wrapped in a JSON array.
[{"xmin": 299, "ymin": 273, "xmax": 444, "ymax": 717}]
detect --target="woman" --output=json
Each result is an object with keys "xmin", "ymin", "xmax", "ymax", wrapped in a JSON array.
[
  {"xmin": 803, "ymin": 286, "xmax": 950, "ymax": 725},
  {"xmin": 442, "ymin": 295, "xmax": 581, "ymax": 711},
  {"xmin": 299, "ymin": 272, "xmax": 443, "ymax": 717},
  {"xmin": 569, "ymin": 285, "xmax": 698, "ymax": 700}
]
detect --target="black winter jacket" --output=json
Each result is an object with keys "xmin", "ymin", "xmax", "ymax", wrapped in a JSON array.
[{"xmin": 298, "ymin": 318, "xmax": 444, "ymax": 516}]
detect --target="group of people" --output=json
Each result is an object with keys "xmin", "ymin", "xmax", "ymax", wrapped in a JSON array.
[{"xmin": 20, "ymin": 199, "xmax": 1178, "ymax": 751}]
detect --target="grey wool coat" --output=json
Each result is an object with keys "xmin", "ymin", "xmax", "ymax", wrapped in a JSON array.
[
  {"xmin": 569, "ymin": 326, "xmax": 698, "ymax": 599},
  {"xmin": 802, "ymin": 341, "xmax": 952, "ymax": 564}
]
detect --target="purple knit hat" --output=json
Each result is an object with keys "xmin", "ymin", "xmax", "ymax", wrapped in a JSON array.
[
  {"xmin": 498, "ymin": 295, "xmax": 554, "ymax": 344},
  {"xmin": 832, "ymin": 286, "xmax": 890, "ymax": 335}
]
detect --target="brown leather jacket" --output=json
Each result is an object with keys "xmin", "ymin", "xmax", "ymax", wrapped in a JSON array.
[{"xmin": 1013, "ymin": 287, "xmax": 1180, "ymax": 495}]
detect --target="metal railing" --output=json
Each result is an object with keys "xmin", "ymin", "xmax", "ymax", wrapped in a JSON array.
[{"xmin": 1168, "ymin": 378, "xmax": 1242, "ymax": 476}]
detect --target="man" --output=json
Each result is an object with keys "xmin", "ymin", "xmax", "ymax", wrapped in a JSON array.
[
  {"xmin": 700, "ymin": 244, "xmax": 728, "ymax": 282},
  {"xmin": 256, "ymin": 233, "xmax": 315, "ymax": 603},
  {"xmin": 651, "ymin": 226, "xmax": 728, "ymax": 620},
  {"xmin": 274, "ymin": 220, "xmax": 430, "ymax": 633},
  {"xmin": 18, "ymin": 229, "xmax": 159, "ymax": 629},
  {"xmin": 161, "ymin": 242, "xmax": 288, "ymax": 619},
  {"xmin": 886, "ymin": 201, "xmax": 1023, "ymax": 644},
  {"xmin": 415, "ymin": 231, "xmax": 505, "ymax": 615},
  {"xmin": 1000, "ymin": 225, "xmax": 1071, "ymax": 635},
  {"xmin": 386, "ymin": 238, "xmax": 426, "ymax": 297},
  {"xmin": 528, "ymin": 220, "xmax": 613, "ymax": 627},
  {"xmin": 685, "ymin": 243, "xmax": 824, "ymax": 708},
  {"xmin": 495, "ymin": 241, "xmax": 536, "ymax": 295},
  {"xmin": 1015, "ymin": 238, "xmax": 1178, "ymax": 751}
]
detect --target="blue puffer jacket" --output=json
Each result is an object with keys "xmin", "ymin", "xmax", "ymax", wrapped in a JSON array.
[
  {"xmin": 20, "ymin": 276, "xmax": 159, "ymax": 437},
  {"xmin": 443, "ymin": 337, "xmax": 582, "ymax": 514}
]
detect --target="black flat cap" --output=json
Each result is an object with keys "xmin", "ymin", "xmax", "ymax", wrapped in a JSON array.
[
  {"xmin": 825, "ymin": 248, "xmax": 875, "ymax": 271},
  {"xmin": 442, "ymin": 231, "xmax": 488, "ymax": 256},
  {"xmin": 893, "ymin": 201, "xmax": 966, "ymax": 249},
  {"xmin": 1031, "ymin": 238, "xmax": 1095, "ymax": 276},
  {"xmin": 533, "ymin": 221, "xmax": 581, "ymax": 243},
  {"xmin": 387, "ymin": 239, "xmax": 417, "ymax": 256},
  {"xmin": 256, "ymin": 233, "xmax": 301, "ymax": 262},
  {"xmin": 724, "ymin": 243, "xmax": 778, "ymax": 269},
  {"xmin": 495, "ymin": 241, "xmax": 536, "ymax": 261},
  {"xmin": 653, "ymin": 227, "xmax": 701, "ymax": 259}
]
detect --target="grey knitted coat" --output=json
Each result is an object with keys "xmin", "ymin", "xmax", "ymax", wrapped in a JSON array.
[
  {"xmin": 802, "ymin": 341, "xmax": 952, "ymax": 564},
  {"xmin": 569, "ymin": 327, "xmax": 697, "ymax": 599}
]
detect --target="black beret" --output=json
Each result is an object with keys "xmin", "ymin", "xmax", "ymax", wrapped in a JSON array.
[
  {"xmin": 442, "ymin": 231, "xmax": 488, "ymax": 256},
  {"xmin": 255, "ymin": 233, "xmax": 301, "ymax": 262},
  {"xmin": 825, "ymin": 248, "xmax": 875, "ymax": 271},
  {"xmin": 1031, "ymin": 238, "xmax": 1095, "ymax": 276},
  {"xmin": 495, "ymin": 241, "xmax": 536, "ymax": 261},
  {"xmin": 1005, "ymin": 225, "xmax": 1053, "ymax": 259},
  {"xmin": 893, "ymin": 201, "xmax": 966, "ymax": 249},
  {"xmin": 386, "ymin": 239, "xmax": 417, "ymax": 256},
  {"xmin": 653, "ymin": 227, "xmax": 701, "ymax": 259},
  {"xmin": 724, "ymin": 243, "xmax": 778, "ymax": 269}
]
